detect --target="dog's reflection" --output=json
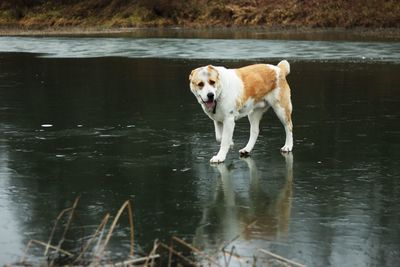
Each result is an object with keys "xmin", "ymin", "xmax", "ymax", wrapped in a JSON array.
[{"xmin": 194, "ymin": 154, "xmax": 293, "ymax": 248}]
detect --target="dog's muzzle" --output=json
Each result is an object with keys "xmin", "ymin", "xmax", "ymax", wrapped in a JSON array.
[{"xmin": 202, "ymin": 99, "xmax": 217, "ymax": 114}]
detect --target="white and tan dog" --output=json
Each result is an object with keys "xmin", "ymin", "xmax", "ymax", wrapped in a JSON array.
[{"xmin": 189, "ymin": 60, "xmax": 293, "ymax": 163}]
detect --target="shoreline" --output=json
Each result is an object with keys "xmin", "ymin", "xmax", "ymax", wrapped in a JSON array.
[{"xmin": 0, "ymin": 26, "xmax": 399, "ymax": 41}]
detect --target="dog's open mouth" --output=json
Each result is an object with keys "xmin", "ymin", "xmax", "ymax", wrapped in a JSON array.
[{"xmin": 203, "ymin": 99, "xmax": 216, "ymax": 110}]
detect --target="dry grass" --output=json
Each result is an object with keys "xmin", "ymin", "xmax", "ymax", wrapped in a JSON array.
[
  {"xmin": 5, "ymin": 198, "xmax": 306, "ymax": 267},
  {"xmin": 0, "ymin": 0, "xmax": 399, "ymax": 29},
  {"xmin": 9, "ymin": 197, "xmax": 136, "ymax": 266}
]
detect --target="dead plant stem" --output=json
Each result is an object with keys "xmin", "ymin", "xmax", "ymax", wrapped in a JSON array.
[{"xmin": 258, "ymin": 249, "xmax": 306, "ymax": 267}]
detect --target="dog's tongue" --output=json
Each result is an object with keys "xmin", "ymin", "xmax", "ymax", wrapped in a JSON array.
[{"xmin": 205, "ymin": 100, "xmax": 216, "ymax": 110}]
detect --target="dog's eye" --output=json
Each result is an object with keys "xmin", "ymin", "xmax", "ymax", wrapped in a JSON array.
[
  {"xmin": 209, "ymin": 80, "xmax": 215, "ymax": 86},
  {"xmin": 197, "ymin": 82, "xmax": 204, "ymax": 87}
]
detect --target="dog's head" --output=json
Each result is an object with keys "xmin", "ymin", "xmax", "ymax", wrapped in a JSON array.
[{"xmin": 189, "ymin": 65, "xmax": 221, "ymax": 112}]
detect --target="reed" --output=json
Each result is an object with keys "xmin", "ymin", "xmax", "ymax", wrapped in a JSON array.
[{"xmin": 9, "ymin": 199, "xmax": 305, "ymax": 267}]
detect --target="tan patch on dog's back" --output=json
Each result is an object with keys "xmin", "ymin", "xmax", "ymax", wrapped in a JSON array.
[{"xmin": 235, "ymin": 64, "xmax": 277, "ymax": 108}]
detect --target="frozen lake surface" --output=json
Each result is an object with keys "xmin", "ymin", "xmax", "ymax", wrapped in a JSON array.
[
  {"xmin": 0, "ymin": 34, "xmax": 399, "ymax": 266},
  {"xmin": 0, "ymin": 36, "xmax": 399, "ymax": 62}
]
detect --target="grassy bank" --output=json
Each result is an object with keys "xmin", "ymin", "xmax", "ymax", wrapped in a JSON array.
[{"xmin": 0, "ymin": 0, "xmax": 399, "ymax": 30}]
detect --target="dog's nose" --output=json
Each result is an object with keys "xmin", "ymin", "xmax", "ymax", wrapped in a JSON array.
[{"xmin": 207, "ymin": 92, "xmax": 214, "ymax": 100}]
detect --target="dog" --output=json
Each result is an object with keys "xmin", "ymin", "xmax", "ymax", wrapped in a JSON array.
[{"xmin": 189, "ymin": 60, "xmax": 293, "ymax": 163}]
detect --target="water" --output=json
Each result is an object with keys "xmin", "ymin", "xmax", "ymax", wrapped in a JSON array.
[{"xmin": 0, "ymin": 35, "xmax": 399, "ymax": 266}]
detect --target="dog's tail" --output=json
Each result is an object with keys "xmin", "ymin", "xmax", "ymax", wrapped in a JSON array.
[{"xmin": 278, "ymin": 60, "xmax": 290, "ymax": 77}]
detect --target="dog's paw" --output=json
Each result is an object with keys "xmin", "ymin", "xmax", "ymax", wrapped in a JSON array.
[
  {"xmin": 210, "ymin": 155, "xmax": 225, "ymax": 164},
  {"xmin": 280, "ymin": 145, "xmax": 293, "ymax": 153},
  {"xmin": 239, "ymin": 148, "xmax": 250, "ymax": 157}
]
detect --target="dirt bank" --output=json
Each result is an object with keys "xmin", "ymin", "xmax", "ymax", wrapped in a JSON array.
[{"xmin": 1, "ymin": 0, "xmax": 399, "ymax": 30}]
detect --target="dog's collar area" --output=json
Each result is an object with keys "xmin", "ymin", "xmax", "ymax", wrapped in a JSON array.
[{"xmin": 213, "ymin": 100, "xmax": 217, "ymax": 114}]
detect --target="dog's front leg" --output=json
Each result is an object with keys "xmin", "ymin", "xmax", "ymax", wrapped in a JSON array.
[
  {"xmin": 210, "ymin": 117, "xmax": 235, "ymax": 163},
  {"xmin": 214, "ymin": 120, "xmax": 223, "ymax": 143}
]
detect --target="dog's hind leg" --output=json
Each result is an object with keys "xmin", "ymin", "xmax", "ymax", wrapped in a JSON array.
[
  {"xmin": 239, "ymin": 109, "xmax": 266, "ymax": 156},
  {"xmin": 272, "ymin": 103, "xmax": 293, "ymax": 152}
]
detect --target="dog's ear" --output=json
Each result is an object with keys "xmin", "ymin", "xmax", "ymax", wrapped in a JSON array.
[
  {"xmin": 207, "ymin": 65, "xmax": 216, "ymax": 73},
  {"xmin": 207, "ymin": 65, "xmax": 220, "ymax": 85},
  {"xmin": 189, "ymin": 68, "xmax": 199, "ymax": 81},
  {"xmin": 207, "ymin": 65, "xmax": 219, "ymax": 76}
]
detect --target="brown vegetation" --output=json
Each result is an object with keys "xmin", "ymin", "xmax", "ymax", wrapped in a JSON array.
[
  {"xmin": 0, "ymin": 0, "xmax": 399, "ymax": 30},
  {"xmin": 8, "ymin": 198, "xmax": 305, "ymax": 267}
]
